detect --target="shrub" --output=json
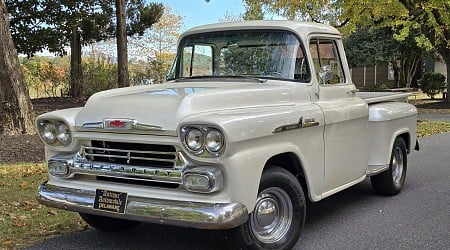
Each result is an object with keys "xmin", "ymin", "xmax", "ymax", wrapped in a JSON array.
[
  {"xmin": 371, "ymin": 83, "xmax": 389, "ymax": 92},
  {"xmin": 82, "ymin": 57, "xmax": 118, "ymax": 97},
  {"xmin": 419, "ymin": 72, "xmax": 446, "ymax": 99},
  {"xmin": 21, "ymin": 57, "xmax": 69, "ymax": 98}
]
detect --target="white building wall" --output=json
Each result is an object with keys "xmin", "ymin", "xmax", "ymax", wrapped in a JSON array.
[{"xmin": 435, "ymin": 60, "xmax": 448, "ymax": 80}]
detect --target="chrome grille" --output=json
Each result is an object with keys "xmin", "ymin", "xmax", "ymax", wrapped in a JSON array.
[{"xmin": 84, "ymin": 141, "xmax": 177, "ymax": 168}]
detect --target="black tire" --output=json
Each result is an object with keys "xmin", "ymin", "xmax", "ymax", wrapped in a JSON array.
[
  {"xmin": 79, "ymin": 213, "xmax": 140, "ymax": 232},
  {"xmin": 371, "ymin": 137, "xmax": 407, "ymax": 196},
  {"xmin": 228, "ymin": 166, "xmax": 306, "ymax": 250}
]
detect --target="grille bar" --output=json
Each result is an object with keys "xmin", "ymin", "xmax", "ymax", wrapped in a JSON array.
[
  {"xmin": 84, "ymin": 146, "xmax": 176, "ymax": 156},
  {"xmin": 84, "ymin": 141, "xmax": 178, "ymax": 168},
  {"xmin": 84, "ymin": 152, "xmax": 176, "ymax": 163}
]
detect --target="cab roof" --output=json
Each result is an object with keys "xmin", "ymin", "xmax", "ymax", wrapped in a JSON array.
[{"xmin": 181, "ymin": 20, "xmax": 341, "ymax": 39}]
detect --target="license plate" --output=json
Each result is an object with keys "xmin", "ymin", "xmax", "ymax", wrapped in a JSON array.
[{"xmin": 93, "ymin": 189, "xmax": 128, "ymax": 214}]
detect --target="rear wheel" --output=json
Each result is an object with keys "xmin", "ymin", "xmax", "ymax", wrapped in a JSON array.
[
  {"xmin": 371, "ymin": 137, "xmax": 408, "ymax": 196},
  {"xmin": 229, "ymin": 166, "xmax": 306, "ymax": 249},
  {"xmin": 79, "ymin": 213, "xmax": 140, "ymax": 232}
]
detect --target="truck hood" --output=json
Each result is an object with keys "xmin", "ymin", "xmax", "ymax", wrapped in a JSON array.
[{"xmin": 75, "ymin": 81, "xmax": 295, "ymax": 135}]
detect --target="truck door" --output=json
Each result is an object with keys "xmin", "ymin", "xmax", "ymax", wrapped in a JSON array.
[{"xmin": 310, "ymin": 38, "xmax": 369, "ymax": 197}]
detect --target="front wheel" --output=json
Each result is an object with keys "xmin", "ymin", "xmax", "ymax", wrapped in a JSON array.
[
  {"xmin": 79, "ymin": 213, "xmax": 140, "ymax": 232},
  {"xmin": 229, "ymin": 166, "xmax": 306, "ymax": 249},
  {"xmin": 371, "ymin": 137, "xmax": 408, "ymax": 196}
]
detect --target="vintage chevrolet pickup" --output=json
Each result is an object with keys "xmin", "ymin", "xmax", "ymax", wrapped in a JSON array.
[{"xmin": 36, "ymin": 21, "xmax": 419, "ymax": 249}]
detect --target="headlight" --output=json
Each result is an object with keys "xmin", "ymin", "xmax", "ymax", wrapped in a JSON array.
[
  {"xmin": 181, "ymin": 125, "xmax": 225, "ymax": 157},
  {"xmin": 56, "ymin": 122, "xmax": 71, "ymax": 145},
  {"xmin": 186, "ymin": 128, "xmax": 203, "ymax": 151},
  {"xmin": 37, "ymin": 120, "xmax": 72, "ymax": 146},
  {"xmin": 205, "ymin": 129, "xmax": 224, "ymax": 152},
  {"xmin": 41, "ymin": 121, "xmax": 57, "ymax": 144}
]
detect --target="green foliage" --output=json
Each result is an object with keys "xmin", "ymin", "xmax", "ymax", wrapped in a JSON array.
[
  {"xmin": 128, "ymin": 5, "xmax": 182, "ymax": 83},
  {"xmin": 126, "ymin": 1, "xmax": 163, "ymax": 36},
  {"xmin": 371, "ymin": 83, "xmax": 389, "ymax": 92},
  {"xmin": 20, "ymin": 55, "xmax": 170, "ymax": 98},
  {"xmin": 344, "ymin": 27, "xmax": 420, "ymax": 67},
  {"xmin": 243, "ymin": 0, "xmax": 449, "ymax": 89},
  {"xmin": 6, "ymin": 0, "xmax": 163, "ymax": 57},
  {"xmin": 419, "ymin": 72, "xmax": 446, "ymax": 100},
  {"xmin": 344, "ymin": 26, "xmax": 422, "ymax": 87},
  {"xmin": 82, "ymin": 57, "xmax": 118, "ymax": 97},
  {"xmin": 21, "ymin": 57, "xmax": 69, "ymax": 98}
]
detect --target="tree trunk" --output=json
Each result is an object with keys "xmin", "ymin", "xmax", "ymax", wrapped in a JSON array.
[
  {"xmin": 0, "ymin": 0, "xmax": 35, "ymax": 135},
  {"xmin": 405, "ymin": 55, "xmax": 420, "ymax": 88},
  {"xmin": 116, "ymin": 0, "xmax": 129, "ymax": 87},
  {"xmin": 70, "ymin": 27, "xmax": 83, "ymax": 98}
]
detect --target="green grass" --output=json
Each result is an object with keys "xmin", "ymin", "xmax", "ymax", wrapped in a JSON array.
[
  {"xmin": 0, "ymin": 163, "xmax": 85, "ymax": 250},
  {"xmin": 417, "ymin": 120, "xmax": 450, "ymax": 138}
]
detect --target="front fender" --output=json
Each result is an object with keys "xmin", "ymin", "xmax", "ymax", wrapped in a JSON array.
[{"xmin": 179, "ymin": 104, "xmax": 325, "ymax": 210}]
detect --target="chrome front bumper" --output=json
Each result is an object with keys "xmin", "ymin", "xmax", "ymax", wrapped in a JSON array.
[{"xmin": 37, "ymin": 182, "xmax": 248, "ymax": 229}]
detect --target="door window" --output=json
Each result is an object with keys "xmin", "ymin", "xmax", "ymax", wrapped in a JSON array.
[{"xmin": 309, "ymin": 39, "xmax": 345, "ymax": 84}]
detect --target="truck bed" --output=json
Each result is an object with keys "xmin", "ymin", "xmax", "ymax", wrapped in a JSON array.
[{"xmin": 357, "ymin": 92, "xmax": 411, "ymax": 104}]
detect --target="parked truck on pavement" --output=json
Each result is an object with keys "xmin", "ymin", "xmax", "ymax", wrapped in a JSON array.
[{"xmin": 36, "ymin": 21, "xmax": 419, "ymax": 249}]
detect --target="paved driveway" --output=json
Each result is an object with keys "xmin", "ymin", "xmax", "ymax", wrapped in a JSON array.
[
  {"xmin": 418, "ymin": 113, "xmax": 450, "ymax": 123},
  {"xmin": 29, "ymin": 133, "xmax": 450, "ymax": 250}
]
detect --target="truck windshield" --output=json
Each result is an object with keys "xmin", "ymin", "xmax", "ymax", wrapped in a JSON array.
[{"xmin": 167, "ymin": 30, "xmax": 310, "ymax": 82}]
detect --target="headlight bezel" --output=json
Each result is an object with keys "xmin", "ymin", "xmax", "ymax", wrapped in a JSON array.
[
  {"xmin": 37, "ymin": 119, "xmax": 72, "ymax": 147},
  {"xmin": 181, "ymin": 125, "xmax": 225, "ymax": 157}
]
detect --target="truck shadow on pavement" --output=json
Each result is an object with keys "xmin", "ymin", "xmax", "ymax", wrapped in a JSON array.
[{"xmin": 29, "ymin": 180, "xmax": 381, "ymax": 250}]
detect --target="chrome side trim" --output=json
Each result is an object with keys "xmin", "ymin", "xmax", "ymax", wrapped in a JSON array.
[
  {"xmin": 37, "ymin": 182, "xmax": 248, "ymax": 229},
  {"xmin": 366, "ymin": 164, "xmax": 389, "ymax": 176},
  {"xmin": 82, "ymin": 122, "xmax": 104, "ymax": 129},
  {"xmin": 132, "ymin": 123, "xmax": 165, "ymax": 132},
  {"xmin": 273, "ymin": 117, "xmax": 319, "ymax": 133}
]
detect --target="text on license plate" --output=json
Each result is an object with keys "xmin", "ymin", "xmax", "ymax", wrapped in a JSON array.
[{"xmin": 93, "ymin": 189, "xmax": 128, "ymax": 214}]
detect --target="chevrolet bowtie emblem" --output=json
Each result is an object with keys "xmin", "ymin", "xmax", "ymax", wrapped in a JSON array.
[{"xmin": 104, "ymin": 118, "xmax": 134, "ymax": 129}]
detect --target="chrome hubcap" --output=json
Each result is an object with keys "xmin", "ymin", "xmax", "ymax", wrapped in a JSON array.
[
  {"xmin": 392, "ymin": 147, "xmax": 404, "ymax": 184},
  {"xmin": 250, "ymin": 187, "xmax": 293, "ymax": 244}
]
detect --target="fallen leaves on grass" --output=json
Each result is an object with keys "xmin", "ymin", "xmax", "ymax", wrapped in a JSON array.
[
  {"xmin": 0, "ymin": 163, "xmax": 84, "ymax": 249},
  {"xmin": 417, "ymin": 120, "xmax": 450, "ymax": 137}
]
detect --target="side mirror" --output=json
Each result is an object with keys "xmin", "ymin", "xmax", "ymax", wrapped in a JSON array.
[{"xmin": 318, "ymin": 65, "xmax": 333, "ymax": 83}]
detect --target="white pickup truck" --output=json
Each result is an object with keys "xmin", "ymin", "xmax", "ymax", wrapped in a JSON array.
[{"xmin": 36, "ymin": 21, "xmax": 419, "ymax": 249}]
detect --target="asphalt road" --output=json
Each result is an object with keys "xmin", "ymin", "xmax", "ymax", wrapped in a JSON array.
[
  {"xmin": 418, "ymin": 113, "xmax": 450, "ymax": 123},
  {"xmin": 29, "ymin": 133, "xmax": 450, "ymax": 250}
]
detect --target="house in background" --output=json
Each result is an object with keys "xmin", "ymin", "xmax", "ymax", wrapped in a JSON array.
[
  {"xmin": 423, "ymin": 54, "xmax": 448, "ymax": 80},
  {"xmin": 350, "ymin": 64, "xmax": 397, "ymax": 90},
  {"xmin": 350, "ymin": 55, "xmax": 447, "ymax": 90}
]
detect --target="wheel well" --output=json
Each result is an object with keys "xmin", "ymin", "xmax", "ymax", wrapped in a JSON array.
[
  {"xmin": 398, "ymin": 133, "xmax": 410, "ymax": 153},
  {"xmin": 265, "ymin": 153, "xmax": 310, "ymax": 201}
]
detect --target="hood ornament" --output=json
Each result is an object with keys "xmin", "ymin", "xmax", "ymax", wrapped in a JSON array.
[{"xmin": 82, "ymin": 118, "xmax": 164, "ymax": 132}]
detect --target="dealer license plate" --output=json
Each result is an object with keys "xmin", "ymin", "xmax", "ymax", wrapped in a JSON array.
[{"xmin": 93, "ymin": 189, "xmax": 128, "ymax": 214}]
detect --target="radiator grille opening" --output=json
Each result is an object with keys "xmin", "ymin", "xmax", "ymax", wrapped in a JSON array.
[{"xmin": 85, "ymin": 141, "xmax": 177, "ymax": 168}]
